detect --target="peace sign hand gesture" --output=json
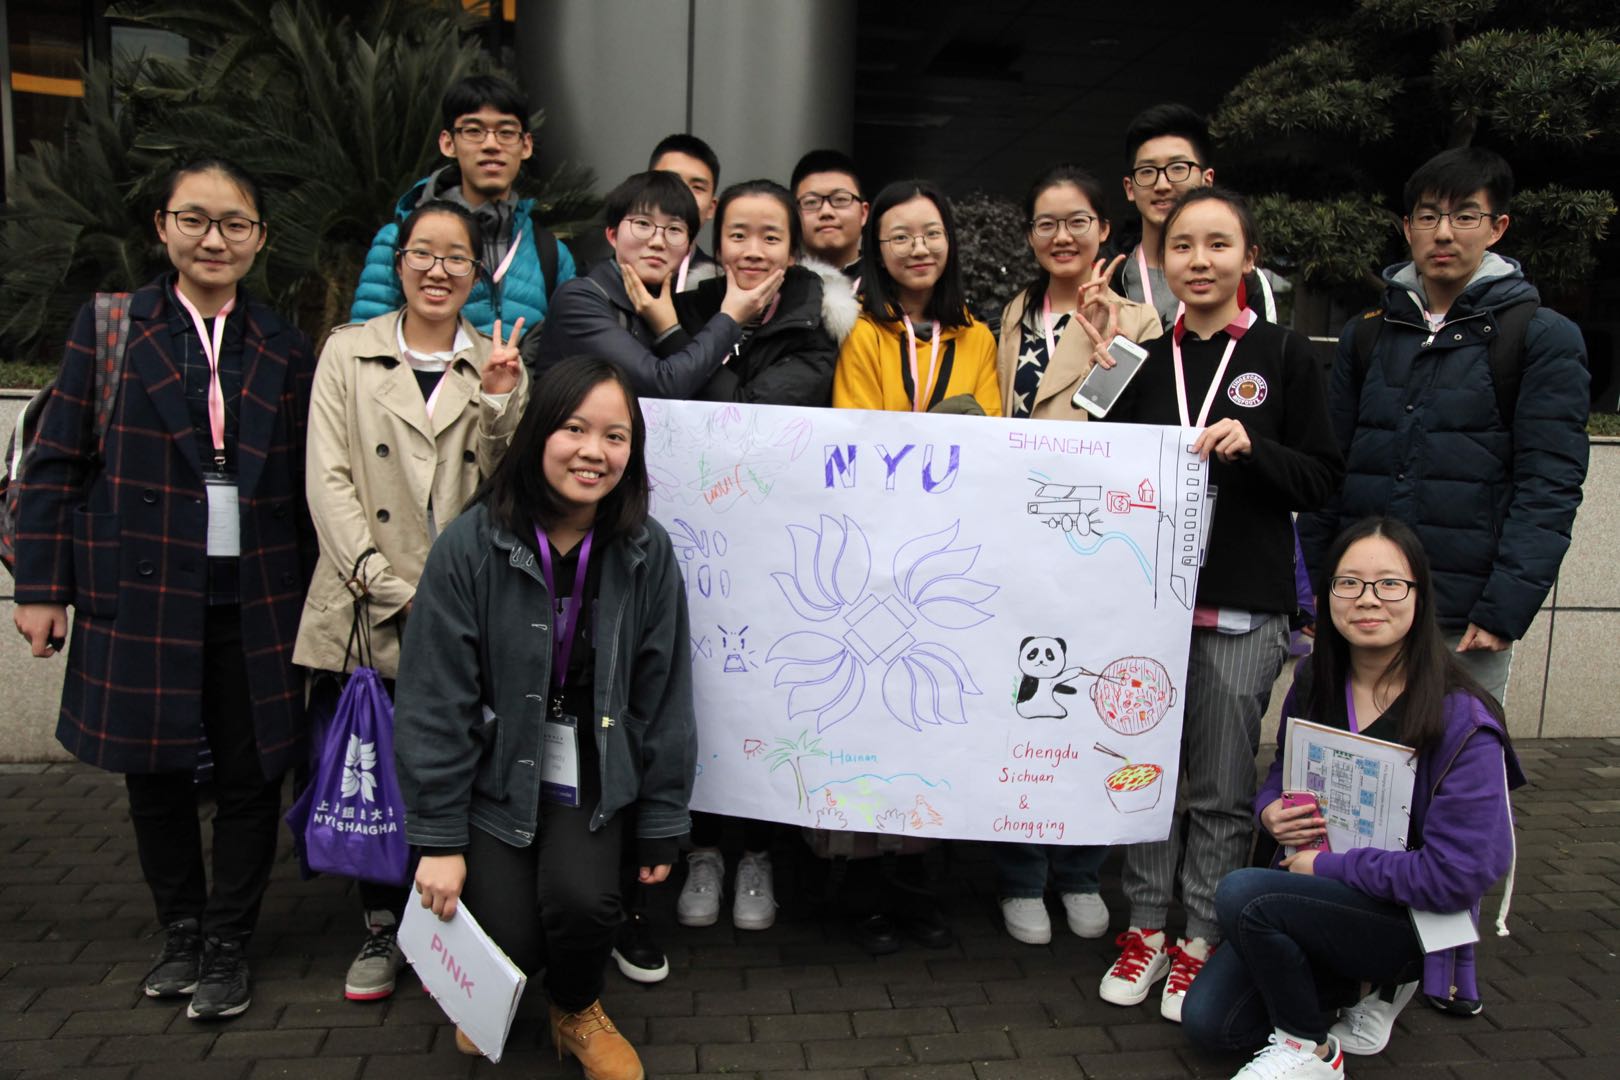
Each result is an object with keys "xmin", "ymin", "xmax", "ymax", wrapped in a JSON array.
[
  {"xmin": 482, "ymin": 317, "xmax": 525, "ymax": 394},
  {"xmin": 1073, "ymin": 256, "xmax": 1125, "ymax": 366}
]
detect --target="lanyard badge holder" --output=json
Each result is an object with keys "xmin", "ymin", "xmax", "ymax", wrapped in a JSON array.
[
  {"xmin": 175, "ymin": 290, "xmax": 241, "ymax": 558},
  {"xmin": 535, "ymin": 526, "xmax": 594, "ymax": 808}
]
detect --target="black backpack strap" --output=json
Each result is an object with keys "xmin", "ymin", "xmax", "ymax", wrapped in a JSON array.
[
  {"xmin": 537, "ymin": 226, "xmax": 560, "ymax": 297},
  {"xmin": 1484, "ymin": 298, "xmax": 1538, "ymax": 428}
]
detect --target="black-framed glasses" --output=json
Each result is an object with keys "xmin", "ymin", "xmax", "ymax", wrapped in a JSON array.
[
  {"xmin": 1407, "ymin": 209, "xmax": 1496, "ymax": 231},
  {"xmin": 619, "ymin": 216, "xmax": 691, "ymax": 246},
  {"xmin": 1129, "ymin": 161, "xmax": 1201, "ymax": 188},
  {"xmin": 452, "ymin": 123, "xmax": 525, "ymax": 146},
  {"xmin": 1329, "ymin": 576, "xmax": 1417, "ymax": 602},
  {"xmin": 162, "ymin": 209, "xmax": 262, "ymax": 243},
  {"xmin": 797, "ymin": 189, "xmax": 861, "ymax": 212},
  {"xmin": 398, "ymin": 248, "xmax": 477, "ymax": 277},
  {"xmin": 1030, "ymin": 213, "xmax": 1098, "ymax": 239},
  {"xmin": 879, "ymin": 228, "xmax": 948, "ymax": 251}
]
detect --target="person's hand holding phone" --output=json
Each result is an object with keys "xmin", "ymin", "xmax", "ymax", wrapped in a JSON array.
[{"xmin": 1260, "ymin": 793, "xmax": 1327, "ymax": 848}]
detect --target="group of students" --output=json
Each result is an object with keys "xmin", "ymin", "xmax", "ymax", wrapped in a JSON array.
[{"xmin": 8, "ymin": 72, "xmax": 1551, "ymax": 1080}]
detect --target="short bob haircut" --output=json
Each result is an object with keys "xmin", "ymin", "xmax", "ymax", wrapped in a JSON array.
[
  {"xmin": 394, "ymin": 200, "xmax": 484, "ymax": 270},
  {"xmin": 1158, "ymin": 186, "xmax": 1261, "ymax": 263},
  {"xmin": 476, "ymin": 356, "xmax": 649, "ymax": 543},
  {"xmin": 1402, "ymin": 146, "xmax": 1514, "ymax": 217},
  {"xmin": 159, "ymin": 157, "xmax": 265, "ymax": 222},
  {"xmin": 1308, "ymin": 517, "xmax": 1505, "ymax": 753},
  {"xmin": 712, "ymin": 179, "xmax": 802, "ymax": 260},
  {"xmin": 857, "ymin": 179, "xmax": 972, "ymax": 330},
  {"xmin": 604, "ymin": 170, "xmax": 701, "ymax": 240},
  {"xmin": 1017, "ymin": 163, "xmax": 1112, "ymax": 320},
  {"xmin": 440, "ymin": 73, "xmax": 529, "ymax": 132}
]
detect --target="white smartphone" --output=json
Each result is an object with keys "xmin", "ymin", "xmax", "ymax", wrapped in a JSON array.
[{"xmin": 1072, "ymin": 335, "xmax": 1150, "ymax": 418}]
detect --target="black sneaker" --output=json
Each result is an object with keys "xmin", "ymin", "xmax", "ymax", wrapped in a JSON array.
[
  {"xmin": 186, "ymin": 936, "xmax": 251, "ymax": 1020},
  {"xmin": 611, "ymin": 913, "xmax": 670, "ymax": 984},
  {"xmin": 143, "ymin": 918, "xmax": 202, "ymax": 997}
]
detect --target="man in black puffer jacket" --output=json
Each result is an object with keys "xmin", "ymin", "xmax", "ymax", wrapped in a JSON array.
[{"xmin": 1299, "ymin": 147, "xmax": 1590, "ymax": 704}]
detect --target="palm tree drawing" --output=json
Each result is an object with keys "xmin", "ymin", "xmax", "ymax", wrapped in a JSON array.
[{"xmin": 764, "ymin": 730, "xmax": 829, "ymax": 811}]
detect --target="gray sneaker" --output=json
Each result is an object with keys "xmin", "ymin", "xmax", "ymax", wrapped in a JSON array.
[
  {"xmin": 344, "ymin": 909, "xmax": 403, "ymax": 1001},
  {"xmin": 732, "ymin": 851, "xmax": 777, "ymax": 930},
  {"xmin": 677, "ymin": 850, "xmax": 724, "ymax": 927}
]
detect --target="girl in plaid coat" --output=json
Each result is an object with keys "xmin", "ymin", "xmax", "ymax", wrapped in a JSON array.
[{"xmin": 12, "ymin": 159, "xmax": 316, "ymax": 1021}]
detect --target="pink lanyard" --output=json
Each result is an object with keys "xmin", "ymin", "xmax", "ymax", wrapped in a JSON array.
[
  {"xmin": 491, "ymin": 229, "xmax": 523, "ymax": 284},
  {"xmin": 675, "ymin": 251, "xmax": 692, "ymax": 293},
  {"xmin": 901, "ymin": 314, "xmax": 941, "ymax": 413},
  {"xmin": 535, "ymin": 526, "xmax": 594, "ymax": 690},
  {"xmin": 1135, "ymin": 244, "xmax": 1154, "ymax": 311},
  {"xmin": 1040, "ymin": 291, "xmax": 1073, "ymax": 360},
  {"xmin": 173, "ymin": 288, "xmax": 236, "ymax": 470},
  {"xmin": 1172, "ymin": 308, "xmax": 1256, "ymax": 428}
]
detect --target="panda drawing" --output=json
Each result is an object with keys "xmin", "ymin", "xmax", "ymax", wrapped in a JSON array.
[{"xmin": 1015, "ymin": 636, "xmax": 1086, "ymax": 719}]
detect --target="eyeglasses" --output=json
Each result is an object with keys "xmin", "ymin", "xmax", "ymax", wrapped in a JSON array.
[
  {"xmin": 797, "ymin": 189, "xmax": 861, "ymax": 212},
  {"xmin": 1129, "ymin": 161, "xmax": 1201, "ymax": 188},
  {"xmin": 453, "ymin": 123, "xmax": 525, "ymax": 146},
  {"xmin": 1029, "ymin": 213, "xmax": 1098, "ymax": 239},
  {"xmin": 398, "ymin": 249, "xmax": 477, "ymax": 277},
  {"xmin": 162, "ymin": 210, "xmax": 262, "ymax": 244},
  {"xmin": 879, "ymin": 228, "xmax": 948, "ymax": 251},
  {"xmin": 1329, "ymin": 576, "xmax": 1417, "ymax": 602},
  {"xmin": 619, "ymin": 216, "xmax": 691, "ymax": 247},
  {"xmin": 1407, "ymin": 209, "xmax": 1496, "ymax": 230}
]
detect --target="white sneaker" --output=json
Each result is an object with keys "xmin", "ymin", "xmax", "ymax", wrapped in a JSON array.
[
  {"xmin": 1329, "ymin": 980, "xmax": 1417, "ymax": 1055},
  {"xmin": 1000, "ymin": 897, "xmax": 1052, "ymax": 945},
  {"xmin": 676, "ymin": 850, "xmax": 724, "ymax": 927},
  {"xmin": 1061, "ymin": 891, "xmax": 1109, "ymax": 938},
  {"xmin": 1231, "ymin": 1032, "xmax": 1345, "ymax": 1079},
  {"xmin": 1160, "ymin": 936, "xmax": 1213, "ymax": 1023},
  {"xmin": 732, "ymin": 851, "xmax": 777, "ymax": 930},
  {"xmin": 1098, "ymin": 927, "xmax": 1169, "ymax": 1006}
]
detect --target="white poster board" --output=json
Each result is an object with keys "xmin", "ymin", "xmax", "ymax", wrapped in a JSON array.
[{"xmin": 644, "ymin": 400, "xmax": 1207, "ymax": 845}]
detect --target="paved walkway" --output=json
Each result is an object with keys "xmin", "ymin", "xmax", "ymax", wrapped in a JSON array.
[{"xmin": 2, "ymin": 738, "xmax": 1616, "ymax": 1079}]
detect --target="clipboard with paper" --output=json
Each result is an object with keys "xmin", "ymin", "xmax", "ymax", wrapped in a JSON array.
[{"xmin": 399, "ymin": 898, "xmax": 527, "ymax": 1062}]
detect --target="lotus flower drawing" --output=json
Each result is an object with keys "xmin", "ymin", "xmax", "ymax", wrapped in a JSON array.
[
  {"xmin": 768, "ymin": 516, "xmax": 995, "ymax": 732},
  {"xmin": 341, "ymin": 734, "xmax": 378, "ymax": 803}
]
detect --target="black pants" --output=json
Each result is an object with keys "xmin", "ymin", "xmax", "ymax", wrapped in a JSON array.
[
  {"xmin": 124, "ymin": 606, "xmax": 283, "ymax": 941},
  {"xmin": 690, "ymin": 811, "xmax": 775, "ymax": 853},
  {"xmin": 461, "ymin": 803, "xmax": 625, "ymax": 1012}
]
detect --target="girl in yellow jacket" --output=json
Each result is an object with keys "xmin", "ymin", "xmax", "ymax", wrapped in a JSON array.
[{"xmin": 832, "ymin": 179, "xmax": 1000, "ymax": 415}]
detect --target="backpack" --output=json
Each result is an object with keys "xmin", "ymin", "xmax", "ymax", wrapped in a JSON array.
[
  {"xmin": 536, "ymin": 226, "xmax": 560, "ymax": 297},
  {"xmin": 1349, "ymin": 298, "xmax": 1538, "ymax": 427},
  {"xmin": 0, "ymin": 292, "xmax": 132, "ymax": 573}
]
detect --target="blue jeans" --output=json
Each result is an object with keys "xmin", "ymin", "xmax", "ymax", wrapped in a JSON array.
[
  {"xmin": 991, "ymin": 842, "xmax": 1107, "ymax": 898},
  {"xmin": 1181, "ymin": 868, "xmax": 1423, "ymax": 1048}
]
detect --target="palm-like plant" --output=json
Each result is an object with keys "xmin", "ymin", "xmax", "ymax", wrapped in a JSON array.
[
  {"xmin": 1, "ymin": 0, "xmax": 600, "ymax": 361},
  {"xmin": 764, "ymin": 730, "xmax": 828, "ymax": 812}
]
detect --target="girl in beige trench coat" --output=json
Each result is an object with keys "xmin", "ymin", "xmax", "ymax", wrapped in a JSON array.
[{"xmin": 292, "ymin": 200, "xmax": 529, "ymax": 1002}]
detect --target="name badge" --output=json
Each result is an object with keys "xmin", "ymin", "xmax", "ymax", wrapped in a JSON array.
[
  {"xmin": 205, "ymin": 477, "xmax": 241, "ymax": 557},
  {"xmin": 541, "ymin": 711, "xmax": 581, "ymax": 807}
]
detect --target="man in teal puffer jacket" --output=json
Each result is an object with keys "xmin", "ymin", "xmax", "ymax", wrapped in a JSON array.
[{"xmin": 349, "ymin": 74, "xmax": 575, "ymax": 337}]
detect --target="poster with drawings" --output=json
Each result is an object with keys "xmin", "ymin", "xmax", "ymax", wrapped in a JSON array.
[
  {"xmin": 642, "ymin": 399, "xmax": 1208, "ymax": 845},
  {"xmin": 1283, "ymin": 717, "xmax": 1417, "ymax": 853}
]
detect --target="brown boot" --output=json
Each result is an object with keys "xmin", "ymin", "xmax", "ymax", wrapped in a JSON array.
[
  {"xmin": 453, "ymin": 1027, "xmax": 480, "ymax": 1056},
  {"xmin": 550, "ymin": 1000, "xmax": 644, "ymax": 1080}
]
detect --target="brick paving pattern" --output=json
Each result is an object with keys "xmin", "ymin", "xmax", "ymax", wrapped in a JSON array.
[{"xmin": 1, "ymin": 737, "xmax": 1616, "ymax": 1079}]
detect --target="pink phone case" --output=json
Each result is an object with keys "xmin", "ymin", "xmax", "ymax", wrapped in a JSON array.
[{"xmin": 1282, "ymin": 790, "xmax": 1330, "ymax": 851}]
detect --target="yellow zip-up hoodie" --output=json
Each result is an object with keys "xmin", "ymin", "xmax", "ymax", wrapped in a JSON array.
[{"xmin": 832, "ymin": 313, "xmax": 1001, "ymax": 415}]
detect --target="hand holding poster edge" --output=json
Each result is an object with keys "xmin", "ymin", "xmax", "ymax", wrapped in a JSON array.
[{"xmin": 398, "ymin": 897, "xmax": 526, "ymax": 1062}]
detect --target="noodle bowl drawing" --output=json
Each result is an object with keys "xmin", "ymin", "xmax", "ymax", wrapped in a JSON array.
[
  {"xmin": 1095, "ymin": 742, "xmax": 1163, "ymax": 814},
  {"xmin": 1090, "ymin": 655, "xmax": 1176, "ymax": 736}
]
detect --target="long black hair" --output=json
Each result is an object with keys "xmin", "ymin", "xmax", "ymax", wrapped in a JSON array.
[
  {"xmin": 1017, "ymin": 164, "xmax": 1111, "ymax": 321},
  {"xmin": 476, "ymin": 357, "xmax": 649, "ymax": 542},
  {"xmin": 857, "ymin": 179, "xmax": 972, "ymax": 329},
  {"xmin": 712, "ymin": 179, "xmax": 801, "ymax": 261},
  {"xmin": 1308, "ymin": 517, "xmax": 1505, "ymax": 752}
]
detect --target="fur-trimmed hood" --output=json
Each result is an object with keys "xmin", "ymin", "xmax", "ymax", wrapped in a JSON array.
[{"xmin": 800, "ymin": 256, "xmax": 861, "ymax": 345}]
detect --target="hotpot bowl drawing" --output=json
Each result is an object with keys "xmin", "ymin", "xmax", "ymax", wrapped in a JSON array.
[
  {"xmin": 1090, "ymin": 656, "xmax": 1176, "ymax": 736},
  {"xmin": 1104, "ymin": 762, "xmax": 1164, "ymax": 814}
]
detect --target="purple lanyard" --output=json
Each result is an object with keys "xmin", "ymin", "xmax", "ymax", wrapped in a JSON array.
[
  {"xmin": 534, "ymin": 526, "xmax": 594, "ymax": 689},
  {"xmin": 1344, "ymin": 680, "xmax": 1360, "ymax": 735}
]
